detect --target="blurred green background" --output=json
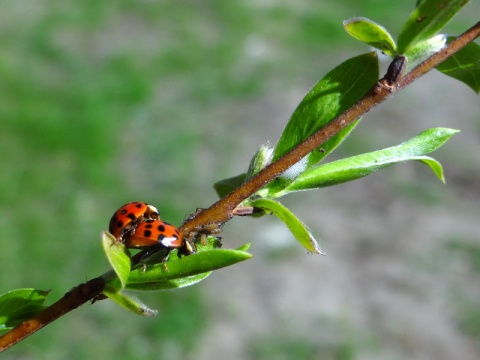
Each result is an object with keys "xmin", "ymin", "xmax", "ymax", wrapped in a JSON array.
[{"xmin": 1, "ymin": 1, "xmax": 480, "ymax": 359}]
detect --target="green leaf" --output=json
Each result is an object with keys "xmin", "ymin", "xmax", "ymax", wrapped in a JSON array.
[
  {"xmin": 103, "ymin": 243, "xmax": 248, "ymax": 312},
  {"xmin": 246, "ymin": 143, "xmax": 274, "ymax": 179},
  {"xmin": 236, "ymin": 242, "xmax": 252, "ymax": 252},
  {"xmin": 103, "ymin": 291, "xmax": 158, "ymax": 317},
  {"xmin": 436, "ymin": 37, "xmax": 480, "ymax": 93},
  {"xmin": 125, "ymin": 272, "xmax": 212, "ymax": 291},
  {"xmin": 101, "ymin": 231, "xmax": 131, "ymax": 292},
  {"xmin": 272, "ymin": 52, "xmax": 379, "ymax": 167},
  {"xmin": 102, "ymin": 242, "xmax": 242, "ymax": 312},
  {"xmin": 102, "ymin": 236, "xmax": 251, "ymax": 292},
  {"xmin": 0, "ymin": 289, "xmax": 49, "ymax": 332},
  {"xmin": 126, "ymin": 248, "xmax": 253, "ymax": 289},
  {"xmin": 397, "ymin": 0, "xmax": 470, "ymax": 53},
  {"xmin": 403, "ymin": 34, "xmax": 446, "ymax": 70},
  {"xmin": 281, "ymin": 128, "xmax": 459, "ymax": 193},
  {"xmin": 213, "ymin": 173, "xmax": 246, "ymax": 198},
  {"xmin": 248, "ymin": 197, "xmax": 324, "ymax": 255},
  {"xmin": 343, "ymin": 17, "xmax": 397, "ymax": 56}
]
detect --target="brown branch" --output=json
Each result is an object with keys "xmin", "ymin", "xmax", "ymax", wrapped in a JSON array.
[
  {"xmin": 399, "ymin": 21, "xmax": 480, "ymax": 88},
  {"xmin": 0, "ymin": 20, "xmax": 478, "ymax": 353},
  {"xmin": 0, "ymin": 278, "xmax": 105, "ymax": 351},
  {"xmin": 179, "ymin": 21, "xmax": 480, "ymax": 237}
]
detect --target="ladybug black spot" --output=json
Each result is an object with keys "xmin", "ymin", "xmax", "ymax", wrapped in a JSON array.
[
  {"xmin": 143, "ymin": 230, "xmax": 152, "ymax": 238},
  {"xmin": 135, "ymin": 203, "xmax": 142, "ymax": 208},
  {"xmin": 121, "ymin": 209, "xmax": 128, "ymax": 215},
  {"xmin": 145, "ymin": 223, "xmax": 153, "ymax": 229},
  {"xmin": 116, "ymin": 220, "xmax": 124, "ymax": 228},
  {"xmin": 127, "ymin": 213, "xmax": 137, "ymax": 221},
  {"xmin": 158, "ymin": 224, "xmax": 166, "ymax": 232}
]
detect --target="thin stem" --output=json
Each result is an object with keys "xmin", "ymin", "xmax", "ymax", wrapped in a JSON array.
[
  {"xmin": 0, "ymin": 20, "xmax": 478, "ymax": 353},
  {"xmin": 0, "ymin": 278, "xmax": 105, "ymax": 351},
  {"xmin": 179, "ymin": 21, "xmax": 480, "ymax": 236},
  {"xmin": 399, "ymin": 21, "xmax": 480, "ymax": 88}
]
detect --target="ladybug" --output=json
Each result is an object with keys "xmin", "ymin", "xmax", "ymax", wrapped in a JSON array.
[
  {"xmin": 109, "ymin": 202, "xmax": 160, "ymax": 241},
  {"xmin": 124, "ymin": 219, "xmax": 195, "ymax": 258}
]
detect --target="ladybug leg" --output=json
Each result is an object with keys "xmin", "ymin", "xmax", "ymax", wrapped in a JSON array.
[
  {"xmin": 160, "ymin": 251, "xmax": 171, "ymax": 271},
  {"xmin": 135, "ymin": 247, "xmax": 172, "ymax": 271},
  {"xmin": 119, "ymin": 225, "xmax": 136, "ymax": 243},
  {"xmin": 138, "ymin": 252, "xmax": 151, "ymax": 272},
  {"xmin": 135, "ymin": 248, "xmax": 156, "ymax": 272}
]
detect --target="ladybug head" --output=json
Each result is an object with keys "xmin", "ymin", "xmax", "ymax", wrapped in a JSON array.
[{"xmin": 177, "ymin": 239, "xmax": 196, "ymax": 258}]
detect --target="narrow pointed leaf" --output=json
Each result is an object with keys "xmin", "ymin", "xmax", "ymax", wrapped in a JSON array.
[
  {"xmin": 282, "ymin": 128, "xmax": 458, "ymax": 193},
  {"xmin": 102, "ymin": 237, "xmax": 251, "ymax": 292},
  {"xmin": 246, "ymin": 143, "xmax": 274, "ymax": 179},
  {"xmin": 344, "ymin": 17, "xmax": 397, "ymax": 56},
  {"xmin": 403, "ymin": 34, "xmax": 446, "ymax": 70},
  {"xmin": 102, "ymin": 231, "xmax": 131, "ymax": 292},
  {"xmin": 236, "ymin": 243, "xmax": 252, "ymax": 252},
  {"xmin": 104, "ymin": 291, "xmax": 158, "ymax": 317},
  {"xmin": 248, "ymin": 197, "xmax": 324, "ymax": 255},
  {"xmin": 272, "ymin": 52, "xmax": 378, "ymax": 167},
  {"xmin": 436, "ymin": 37, "xmax": 480, "ymax": 93},
  {"xmin": 397, "ymin": 0, "xmax": 470, "ymax": 53},
  {"xmin": 125, "ymin": 272, "xmax": 212, "ymax": 291},
  {"xmin": 126, "ymin": 248, "xmax": 252, "ymax": 286}
]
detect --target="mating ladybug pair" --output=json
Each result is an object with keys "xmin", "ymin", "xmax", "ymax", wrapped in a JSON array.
[{"xmin": 108, "ymin": 202, "xmax": 195, "ymax": 261}]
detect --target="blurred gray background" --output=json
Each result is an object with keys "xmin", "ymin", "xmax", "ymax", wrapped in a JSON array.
[{"xmin": 1, "ymin": 1, "xmax": 479, "ymax": 359}]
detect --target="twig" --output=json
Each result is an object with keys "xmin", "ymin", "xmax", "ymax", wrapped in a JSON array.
[
  {"xmin": 0, "ymin": 278, "xmax": 105, "ymax": 351},
  {"xmin": 178, "ymin": 21, "xmax": 480, "ymax": 237}
]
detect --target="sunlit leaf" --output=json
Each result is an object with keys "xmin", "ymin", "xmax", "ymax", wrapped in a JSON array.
[
  {"xmin": 125, "ymin": 272, "xmax": 212, "ymax": 291},
  {"xmin": 104, "ymin": 291, "xmax": 158, "ymax": 317},
  {"xmin": 344, "ymin": 17, "xmax": 396, "ymax": 56},
  {"xmin": 281, "ymin": 128, "xmax": 458, "ymax": 194},
  {"xmin": 403, "ymin": 34, "xmax": 446, "ymax": 70},
  {"xmin": 236, "ymin": 243, "xmax": 252, "ymax": 252},
  {"xmin": 101, "ymin": 231, "xmax": 131, "ymax": 292},
  {"xmin": 248, "ymin": 197, "xmax": 324, "ymax": 255},
  {"xmin": 127, "ymin": 248, "xmax": 253, "ymax": 286},
  {"xmin": 272, "ymin": 52, "xmax": 378, "ymax": 168}
]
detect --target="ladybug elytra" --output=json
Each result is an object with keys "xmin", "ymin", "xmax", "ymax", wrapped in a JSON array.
[
  {"xmin": 109, "ymin": 202, "xmax": 195, "ymax": 265},
  {"xmin": 109, "ymin": 202, "xmax": 160, "ymax": 241},
  {"xmin": 125, "ymin": 219, "xmax": 195, "ymax": 258},
  {"xmin": 125, "ymin": 219, "xmax": 181, "ymax": 248}
]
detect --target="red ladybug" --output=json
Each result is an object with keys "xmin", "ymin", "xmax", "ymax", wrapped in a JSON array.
[
  {"xmin": 124, "ymin": 219, "xmax": 195, "ymax": 258},
  {"xmin": 109, "ymin": 202, "xmax": 160, "ymax": 241}
]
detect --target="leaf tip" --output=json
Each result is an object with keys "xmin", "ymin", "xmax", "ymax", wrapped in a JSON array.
[
  {"xmin": 236, "ymin": 243, "xmax": 252, "ymax": 252},
  {"xmin": 309, "ymin": 236, "xmax": 326, "ymax": 256},
  {"xmin": 139, "ymin": 305, "xmax": 159, "ymax": 317}
]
